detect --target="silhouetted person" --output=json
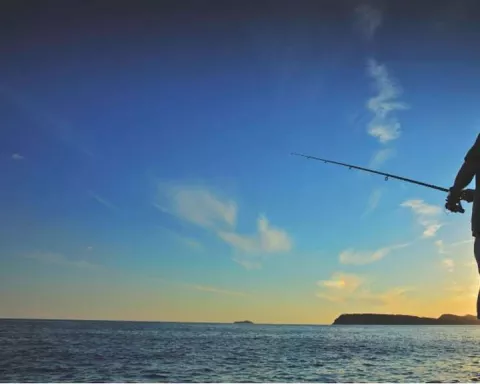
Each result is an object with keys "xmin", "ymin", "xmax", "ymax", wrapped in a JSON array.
[{"xmin": 446, "ymin": 134, "xmax": 480, "ymax": 318}]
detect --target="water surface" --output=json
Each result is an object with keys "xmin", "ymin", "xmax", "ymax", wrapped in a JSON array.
[{"xmin": 2, "ymin": 319, "xmax": 480, "ymax": 382}]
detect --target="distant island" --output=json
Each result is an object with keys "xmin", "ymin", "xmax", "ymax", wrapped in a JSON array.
[
  {"xmin": 234, "ymin": 320, "xmax": 254, "ymax": 324},
  {"xmin": 333, "ymin": 313, "xmax": 480, "ymax": 325}
]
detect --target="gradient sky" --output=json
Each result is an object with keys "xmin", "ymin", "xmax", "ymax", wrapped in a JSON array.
[{"xmin": 1, "ymin": 0, "xmax": 480, "ymax": 324}]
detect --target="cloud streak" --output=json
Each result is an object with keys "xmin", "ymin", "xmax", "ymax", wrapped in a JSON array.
[
  {"xmin": 355, "ymin": 6, "xmax": 408, "ymax": 169},
  {"xmin": 11, "ymin": 153, "xmax": 25, "ymax": 160},
  {"xmin": 435, "ymin": 240, "xmax": 448, "ymax": 255},
  {"xmin": 401, "ymin": 199, "xmax": 443, "ymax": 238},
  {"xmin": 339, "ymin": 243, "xmax": 409, "ymax": 265},
  {"xmin": 366, "ymin": 59, "xmax": 409, "ymax": 144},
  {"xmin": 435, "ymin": 238, "xmax": 474, "ymax": 261},
  {"xmin": 157, "ymin": 182, "xmax": 237, "ymax": 229},
  {"xmin": 363, "ymin": 188, "xmax": 383, "ymax": 216},
  {"xmin": 157, "ymin": 182, "xmax": 292, "ymax": 269},
  {"xmin": 218, "ymin": 215, "xmax": 292, "ymax": 254},
  {"xmin": 317, "ymin": 272, "xmax": 414, "ymax": 307},
  {"xmin": 191, "ymin": 285, "xmax": 247, "ymax": 297},
  {"xmin": 159, "ymin": 227, "xmax": 203, "ymax": 251},
  {"xmin": 369, "ymin": 148, "xmax": 396, "ymax": 168},
  {"xmin": 442, "ymin": 258, "xmax": 455, "ymax": 272},
  {"xmin": 318, "ymin": 272, "xmax": 364, "ymax": 293},
  {"xmin": 231, "ymin": 257, "xmax": 262, "ymax": 270},
  {"xmin": 217, "ymin": 214, "xmax": 292, "ymax": 269},
  {"xmin": 451, "ymin": 239, "xmax": 474, "ymax": 247},
  {"xmin": 88, "ymin": 191, "xmax": 118, "ymax": 212},
  {"xmin": 144, "ymin": 274, "xmax": 249, "ymax": 298}
]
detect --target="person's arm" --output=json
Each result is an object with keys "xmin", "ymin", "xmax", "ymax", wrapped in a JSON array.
[
  {"xmin": 452, "ymin": 161, "xmax": 476, "ymax": 191},
  {"xmin": 452, "ymin": 134, "xmax": 480, "ymax": 191},
  {"xmin": 446, "ymin": 135, "xmax": 480, "ymax": 212}
]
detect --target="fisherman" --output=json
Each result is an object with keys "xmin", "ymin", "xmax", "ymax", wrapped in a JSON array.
[{"xmin": 445, "ymin": 133, "xmax": 480, "ymax": 318}]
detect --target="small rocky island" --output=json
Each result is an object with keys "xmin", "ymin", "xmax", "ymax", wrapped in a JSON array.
[
  {"xmin": 234, "ymin": 320, "xmax": 254, "ymax": 324},
  {"xmin": 333, "ymin": 313, "xmax": 480, "ymax": 325}
]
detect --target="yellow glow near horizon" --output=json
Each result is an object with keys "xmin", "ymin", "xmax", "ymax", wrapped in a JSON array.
[{"xmin": 2, "ymin": 274, "xmax": 479, "ymax": 325}]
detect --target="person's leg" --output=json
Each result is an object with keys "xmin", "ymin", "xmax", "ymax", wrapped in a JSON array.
[
  {"xmin": 475, "ymin": 235, "xmax": 480, "ymax": 318},
  {"xmin": 471, "ymin": 194, "xmax": 480, "ymax": 318}
]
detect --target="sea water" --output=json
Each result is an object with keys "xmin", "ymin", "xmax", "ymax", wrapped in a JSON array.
[{"xmin": 2, "ymin": 319, "xmax": 480, "ymax": 382}]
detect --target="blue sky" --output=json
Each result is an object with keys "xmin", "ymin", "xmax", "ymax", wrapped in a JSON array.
[{"xmin": 1, "ymin": 0, "xmax": 480, "ymax": 323}]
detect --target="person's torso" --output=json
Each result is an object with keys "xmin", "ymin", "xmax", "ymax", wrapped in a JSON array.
[{"xmin": 473, "ymin": 175, "xmax": 480, "ymax": 219}]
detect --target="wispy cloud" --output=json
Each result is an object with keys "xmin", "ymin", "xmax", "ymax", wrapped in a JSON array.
[
  {"xmin": 191, "ymin": 285, "xmax": 247, "ymax": 297},
  {"xmin": 442, "ymin": 258, "xmax": 455, "ymax": 272},
  {"xmin": 159, "ymin": 227, "xmax": 203, "ymax": 251},
  {"xmin": 318, "ymin": 272, "xmax": 364, "ymax": 293},
  {"xmin": 451, "ymin": 238, "xmax": 474, "ymax": 247},
  {"xmin": 401, "ymin": 199, "xmax": 443, "ymax": 238},
  {"xmin": 25, "ymin": 252, "xmax": 99, "ymax": 270},
  {"xmin": 366, "ymin": 59, "xmax": 409, "ymax": 144},
  {"xmin": 363, "ymin": 188, "xmax": 383, "ymax": 216},
  {"xmin": 316, "ymin": 272, "xmax": 414, "ymax": 306},
  {"xmin": 339, "ymin": 243, "xmax": 409, "ymax": 265},
  {"xmin": 218, "ymin": 214, "xmax": 292, "ymax": 269},
  {"xmin": 232, "ymin": 257, "xmax": 262, "ymax": 270},
  {"xmin": 354, "ymin": 5, "xmax": 406, "ymax": 155},
  {"xmin": 435, "ymin": 240, "xmax": 448, "ymax": 255},
  {"xmin": 88, "ymin": 191, "xmax": 118, "ymax": 212},
  {"xmin": 142, "ymin": 274, "xmax": 248, "ymax": 297},
  {"xmin": 158, "ymin": 182, "xmax": 292, "ymax": 269},
  {"xmin": 354, "ymin": 4, "xmax": 383, "ymax": 41},
  {"xmin": 157, "ymin": 182, "xmax": 237, "ymax": 229},
  {"xmin": 367, "ymin": 59, "xmax": 408, "ymax": 119},
  {"xmin": 218, "ymin": 214, "xmax": 292, "ymax": 254},
  {"xmin": 369, "ymin": 148, "xmax": 396, "ymax": 168},
  {"xmin": 401, "ymin": 199, "xmax": 441, "ymax": 216},
  {"xmin": 422, "ymin": 223, "xmax": 443, "ymax": 238},
  {"xmin": 435, "ymin": 238, "xmax": 474, "ymax": 259},
  {"xmin": 11, "ymin": 153, "xmax": 25, "ymax": 160}
]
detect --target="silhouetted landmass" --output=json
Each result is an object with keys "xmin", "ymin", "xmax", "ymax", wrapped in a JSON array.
[
  {"xmin": 234, "ymin": 320, "xmax": 254, "ymax": 324},
  {"xmin": 333, "ymin": 313, "xmax": 480, "ymax": 325}
]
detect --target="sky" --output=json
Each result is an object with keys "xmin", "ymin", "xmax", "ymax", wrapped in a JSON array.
[{"xmin": 1, "ymin": 0, "xmax": 480, "ymax": 324}]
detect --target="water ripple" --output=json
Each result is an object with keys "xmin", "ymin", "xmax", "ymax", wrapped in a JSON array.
[{"xmin": 2, "ymin": 320, "xmax": 480, "ymax": 382}]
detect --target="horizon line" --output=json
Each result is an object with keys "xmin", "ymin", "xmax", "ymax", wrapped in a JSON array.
[{"xmin": 0, "ymin": 317, "xmax": 330, "ymax": 326}]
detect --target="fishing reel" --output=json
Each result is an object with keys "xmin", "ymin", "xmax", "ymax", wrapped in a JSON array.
[
  {"xmin": 445, "ymin": 189, "xmax": 474, "ymax": 214},
  {"xmin": 446, "ymin": 199, "xmax": 465, "ymax": 214}
]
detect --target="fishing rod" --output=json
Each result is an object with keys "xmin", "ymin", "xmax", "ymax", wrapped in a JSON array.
[{"xmin": 291, "ymin": 152, "xmax": 469, "ymax": 213}]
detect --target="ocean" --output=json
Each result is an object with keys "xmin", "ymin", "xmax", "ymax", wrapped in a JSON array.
[{"xmin": 1, "ymin": 319, "xmax": 480, "ymax": 383}]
